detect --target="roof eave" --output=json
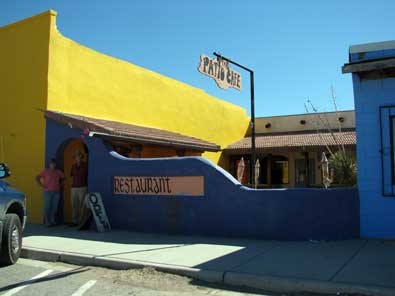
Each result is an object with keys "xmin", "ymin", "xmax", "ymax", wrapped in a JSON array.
[
  {"xmin": 342, "ymin": 57, "xmax": 395, "ymax": 74},
  {"xmin": 224, "ymin": 144, "xmax": 356, "ymax": 154},
  {"xmin": 89, "ymin": 131, "xmax": 221, "ymax": 152},
  {"xmin": 44, "ymin": 110, "xmax": 221, "ymax": 152}
]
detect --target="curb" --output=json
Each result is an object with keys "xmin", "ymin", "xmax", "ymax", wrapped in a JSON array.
[
  {"xmin": 224, "ymin": 272, "xmax": 395, "ymax": 296},
  {"xmin": 21, "ymin": 247, "xmax": 395, "ymax": 296},
  {"xmin": 21, "ymin": 247, "xmax": 223, "ymax": 284}
]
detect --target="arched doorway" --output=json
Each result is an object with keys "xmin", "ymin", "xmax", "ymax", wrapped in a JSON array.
[{"xmin": 62, "ymin": 139, "xmax": 88, "ymax": 224}]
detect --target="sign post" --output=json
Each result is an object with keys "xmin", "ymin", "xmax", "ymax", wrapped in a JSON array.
[{"xmin": 199, "ymin": 52, "xmax": 256, "ymax": 188}]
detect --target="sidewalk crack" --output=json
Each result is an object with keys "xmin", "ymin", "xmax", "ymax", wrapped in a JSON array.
[
  {"xmin": 225, "ymin": 243, "xmax": 280, "ymax": 273},
  {"xmin": 95, "ymin": 244, "xmax": 190, "ymax": 258},
  {"xmin": 329, "ymin": 240, "xmax": 368, "ymax": 282}
]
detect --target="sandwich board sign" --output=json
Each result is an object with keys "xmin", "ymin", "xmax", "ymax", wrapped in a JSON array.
[
  {"xmin": 86, "ymin": 192, "xmax": 111, "ymax": 232},
  {"xmin": 198, "ymin": 54, "xmax": 242, "ymax": 91}
]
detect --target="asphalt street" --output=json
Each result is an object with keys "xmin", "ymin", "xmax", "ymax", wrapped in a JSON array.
[
  {"xmin": 0, "ymin": 259, "xmax": 369, "ymax": 296},
  {"xmin": 0, "ymin": 259, "xmax": 270, "ymax": 296}
]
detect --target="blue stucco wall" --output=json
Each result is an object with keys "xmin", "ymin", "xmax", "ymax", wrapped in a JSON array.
[
  {"xmin": 351, "ymin": 73, "xmax": 395, "ymax": 238},
  {"xmin": 350, "ymin": 48, "xmax": 395, "ymax": 63},
  {"xmin": 46, "ymin": 119, "xmax": 359, "ymax": 240}
]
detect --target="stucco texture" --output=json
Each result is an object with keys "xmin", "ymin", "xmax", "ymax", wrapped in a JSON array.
[
  {"xmin": 46, "ymin": 13, "xmax": 250, "ymax": 165},
  {"xmin": 46, "ymin": 119, "xmax": 360, "ymax": 240},
  {"xmin": 0, "ymin": 11, "xmax": 54, "ymax": 223},
  {"xmin": 352, "ymin": 74, "xmax": 395, "ymax": 238},
  {"xmin": 0, "ymin": 10, "xmax": 250, "ymax": 222}
]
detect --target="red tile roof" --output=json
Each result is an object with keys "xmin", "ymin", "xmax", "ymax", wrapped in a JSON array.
[
  {"xmin": 44, "ymin": 110, "xmax": 221, "ymax": 152},
  {"xmin": 225, "ymin": 130, "xmax": 356, "ymax": 153}
]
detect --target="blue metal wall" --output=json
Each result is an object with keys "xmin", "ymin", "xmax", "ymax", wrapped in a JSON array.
[
  {"xmin": 46, "ymin": 119, "xmax": 359, "ymax": 240},
  {"xmin": 351, "ymin": 73, "xmax": 395, "ymax": 238}
]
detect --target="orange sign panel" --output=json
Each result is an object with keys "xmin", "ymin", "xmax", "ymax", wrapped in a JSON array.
[{"xmin": 113, "ymin": 176, "xmax": 204, "ymax": 196}]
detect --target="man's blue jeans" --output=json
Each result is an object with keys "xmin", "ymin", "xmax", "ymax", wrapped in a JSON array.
[{"xmin": 43, "ymin": 191, "xmax": 60, "ymax": 226}]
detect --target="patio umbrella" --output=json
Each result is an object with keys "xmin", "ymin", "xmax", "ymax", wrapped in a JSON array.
[
  {"xmin": 321, "ymin": 152, "xmax": 332, "ymax": 189},
  {"xmin": 254, "ymin": 158, "xmax": 260, "ymax": 189},
  {"xmin": 237, "ymin": 157, "xmax": 245, "ymax": 183}
]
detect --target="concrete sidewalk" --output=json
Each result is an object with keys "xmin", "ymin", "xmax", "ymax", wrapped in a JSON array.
[{"xmin": 21, "ymin": 224, "xmax": 395, "ymax": 295}]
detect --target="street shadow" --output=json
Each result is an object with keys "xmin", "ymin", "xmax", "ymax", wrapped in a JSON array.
[
  {"xmin": 0, "ymin": 266, "xmax": 89, "ymax": 292},
  {"xmin": 21, "ymin": 224, "xmax": 373, "ymax": 296},
  {"xmin": 23, "ymin": 223, "xmax": 261, "ymax": 244},
  {"xmin": 23, "ymin": 223, "xmax": 272, "ymax": 251},
  {"xmin": 22, "ymin": 223, "xmax": 276, "ymax": 275}
]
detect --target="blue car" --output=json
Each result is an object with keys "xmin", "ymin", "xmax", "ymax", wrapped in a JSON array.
[{"xmin": 0, "ymin": 163, "xmax": 26, "ymax": 265}]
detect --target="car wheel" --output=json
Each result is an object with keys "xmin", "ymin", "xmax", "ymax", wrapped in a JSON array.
[{"xmin": 0, "ymin": 214, "xmax": 22, "ymax": 265}]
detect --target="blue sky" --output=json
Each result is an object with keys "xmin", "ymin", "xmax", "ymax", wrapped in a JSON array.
[{"xmin": 1, "ymin": 1, "xmax": 394, "ymax": 117}]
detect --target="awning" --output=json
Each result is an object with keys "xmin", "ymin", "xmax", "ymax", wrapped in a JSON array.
[
  {"xmin": 342, "ymin": 57, "xmax": 395, "ymax": 74},
  {"xmin": 44, "ymin": 110, "xmax": 221, "ymax": 152},
  {"xmin": 224, "ymin": 129, "xmax": 356, "ymax": 154}
]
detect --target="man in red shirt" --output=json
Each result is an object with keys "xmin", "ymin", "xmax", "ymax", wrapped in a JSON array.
[
  {"xmin": 36, "ymin": 159, "xmax": 64, "ymax": 226},
  {"xmin": 70, "ymin": 150, "xmax": 88, "ymax": 226}
]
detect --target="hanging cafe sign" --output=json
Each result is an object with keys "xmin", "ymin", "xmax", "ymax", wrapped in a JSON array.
[{"xmin": 198, "ymin": 54, "xmax": 242, "ymax": 91}]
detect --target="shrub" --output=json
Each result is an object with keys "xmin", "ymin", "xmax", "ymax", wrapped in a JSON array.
[{"xmin": 330, "ymin": 150, "xmax": 357, "ymax": 186}]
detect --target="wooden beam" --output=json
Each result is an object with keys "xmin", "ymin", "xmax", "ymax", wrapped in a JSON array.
[
  {"xmin": 267, "ymin": 154, "xmax": 272, "ymax": 188},
  {"xmin": 304, "ymin": 152, "xmax": 310, "ymax": 187}
]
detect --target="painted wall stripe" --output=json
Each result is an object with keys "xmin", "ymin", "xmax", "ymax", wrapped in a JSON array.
[
  {"xmin": 71, "ymin": 280, "xmax": 97, "ymax": 296},
  {"xmin": 2, "ymin": 269, "xmax": 53, "ymax": 296}
]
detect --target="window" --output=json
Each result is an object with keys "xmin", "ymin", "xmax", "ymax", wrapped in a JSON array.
[
  {"xmin": 379, "ymin": 106, "xmax": 395, "ymax": 196},
  {"xmin": 295, "ymin": 158, "xmax": 316, "ymax": 187}
]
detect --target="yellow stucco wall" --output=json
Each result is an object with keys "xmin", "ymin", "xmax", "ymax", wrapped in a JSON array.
[
  {"xmin": 0, "ymin": 11, "xmax": 54, "ymax": 223},
  {"xmin": 47, "ymin": 13, "xmax": 250, "ymax": 165},
  {"xmin": 0, "ymin": 10, "xmax": 250, "ymax": 223}
]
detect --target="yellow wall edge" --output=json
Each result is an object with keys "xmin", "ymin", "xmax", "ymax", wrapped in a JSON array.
[{"xmin": 0, "ymin": 11, "xmax": 55, "ymax": 223}]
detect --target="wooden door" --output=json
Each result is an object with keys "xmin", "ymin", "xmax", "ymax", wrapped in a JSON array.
[{"xmin": 63, "ymin": 139, "xmax": 88, "ymax": 223}]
